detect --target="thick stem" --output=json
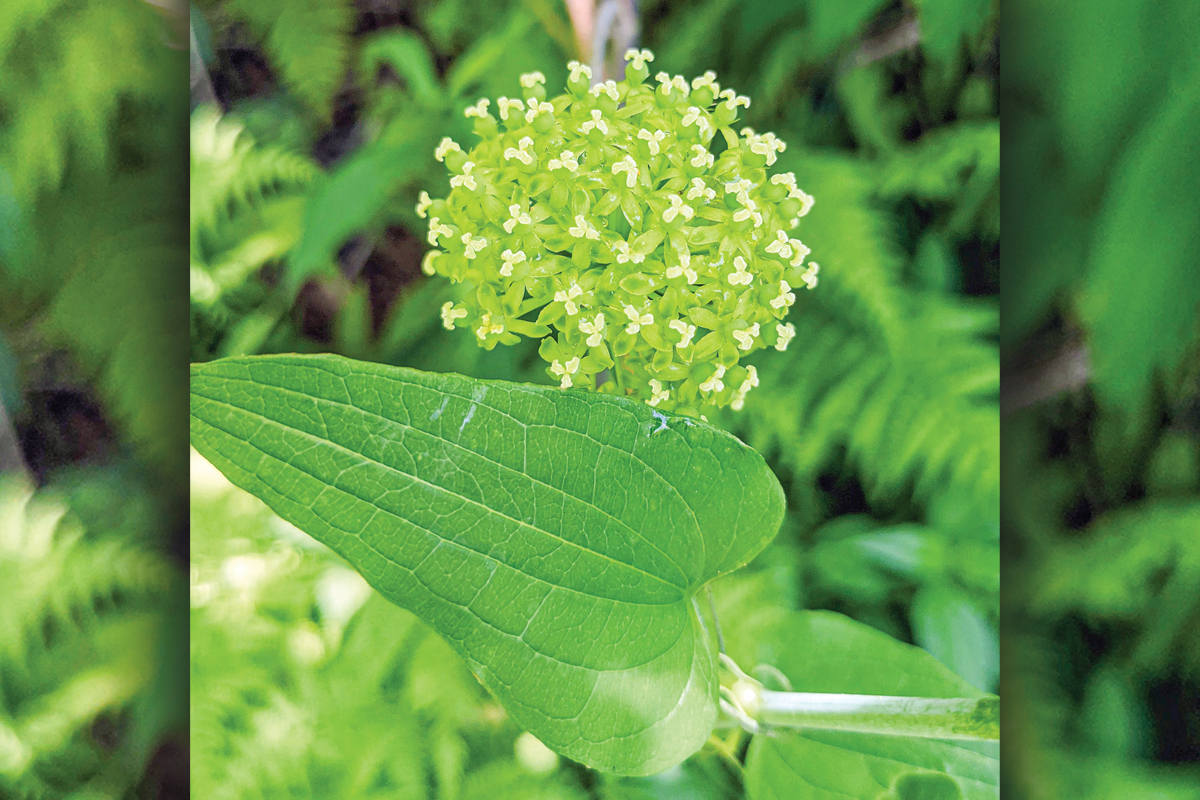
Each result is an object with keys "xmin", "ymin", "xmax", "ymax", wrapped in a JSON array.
[
  {"xmin": 756, "ymin": 690, "xmax": 997, "ymax": 741},
  {"xmin": 717, "ymin": 665, "xmax": 998, "ymax": 742}
]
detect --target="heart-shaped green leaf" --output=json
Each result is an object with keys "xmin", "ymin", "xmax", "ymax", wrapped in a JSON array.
[
  {"xmin": 190, "ymin": 354, "xmax": 785, "ymax": 775},
  {"xmin": 744, "ymin": 611, "xmax": 999, "ymax": 800}
]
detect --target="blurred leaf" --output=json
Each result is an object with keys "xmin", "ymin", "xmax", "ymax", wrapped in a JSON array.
[
  {"xmin": 601, "ymin": 750, "xmax": 740, "ymax": 800},
  {"xmin": 1055, "ymin": 757, "xmax": 1200, "ymax": 800},
  {"xmin": 837, "ymin": 64, "xmax": 910, "ymax": 154},
  {"xmin": 1030, "ymin": 501, "xmax": 1200, "ymax": 627},
  {"xmin": 743, "ymin": 611, "xmax": 998, "ymax": 800},
  {"xmin": 37, "ymin": 166, "xmax": 190, "ymax": 488},
  {"xmin": 226, "ymin": 0, "xmax": 355, "ymax": 120},
  {"xmin": 807, "ymin": 0, "xmax": 887, "ymax": 61},
  {"xmin": 335, "ymin": 281, "xmax": 374, "ymax": 360},
  {"xmin": 419, "ymin": 0, "xmax": 510, "ymax": 54},
  {"xmin": 1079, "ymin": 71, "xmax": 1200, "ymax": 417},
  {"xmin": 291, "ymin": 121, "xmax": 440, "ymax": 277},
  {"xmin": 227, "ymin": 96, "xmax": 313, "ymax": 153},
  {"xmin": 1053, "ymin": 0, "xmax": 1199, "ymax": 195},
  {"xmin": 882, "ymin": 772, "xmax": 964, "ymax": 800},
  {"xmin": 459, "ymin": 761, "xmax": 588, "ymax": 800},
  {"xmin": 651, "ymin": 0, "xmax": 740, "ymax": 74},
  {"xmin": 190, "ymin": 354, "xmax": 785, "ymax": 775},
  {"xmin": 754, "ymin": 29, "xmax": 809, "ymax": 115},
  {"xmin": 708, "ymin": 567, "xmax": 793, "ymax": 673},
  {"xmin": 444, "ymin": 8, "xmax": 564, "ymax": 101},
  {"xmin": 808, "ymin": 516, "xmax": 944, "ymax": 603},
  {"xmin": 956, "ymin": 75, "xmax": 994, "ymax": 121},
  {"xmin": 996, "ymin": 106, "xmax": 1083, "ymax": 350},
  {"xmin": 191, "ymin": 2, "xmax": 215, "ymax": 65},
  {"xmin": 732, "ymin": 0, "xmax": 804, "ymax": 53},
  {"xmin": 912, "ymin": 0, "xmax": 993, "ymax": 63},
  {"xmin": 1077, "ymin": 665, "xmax": 1150, "ymax": 759},
  {"xmin": 911, "ymin": 232, "xmax": 958, "ymax": 293},
  {"xmin": 1146, "ymin": 430, "xmax": 1199, "ymax": 498},
  {"xmin": 910, "ymin": 583, "xmax": 997, "ymax": 692},
  {"xmin": 360, "ymin": 29, "xmax": 444, "ymax": 107}
]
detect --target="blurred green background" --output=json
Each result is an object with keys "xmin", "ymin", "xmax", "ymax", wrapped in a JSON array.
[
  {"xmin": 1003, "ymin": 0, "xmax": 1200, "ymax": 797},
  {"xmin": 0, "ymin": 1, "xmax": 189, "ymax": 798},
  {"xmin": 188, "ymin": 0, "xmax": 999, "ymax": 797}
]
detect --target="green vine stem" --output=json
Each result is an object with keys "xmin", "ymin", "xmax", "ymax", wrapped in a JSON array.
[{"xmin": 716, "ymin": 654, "xmax": 998, "ymax": 742}]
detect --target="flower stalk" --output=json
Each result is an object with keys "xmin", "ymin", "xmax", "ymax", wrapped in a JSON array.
[{"xmin": 717, "ymin": 654, "xmax": 999, "ymax": 742}]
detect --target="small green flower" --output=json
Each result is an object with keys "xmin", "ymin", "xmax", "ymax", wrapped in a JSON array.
[
  {"xmin": 441, "ymin": 302, "xmax": 468, "ymax": 330},
  {"xmin": 417, "ymin": 51, "xmax": 817, "ymax": 417}
]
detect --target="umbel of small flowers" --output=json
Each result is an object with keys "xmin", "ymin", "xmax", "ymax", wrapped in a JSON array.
[{"xmin": 419, "ymin": 51, "xmax": 817, "ymax": 418}]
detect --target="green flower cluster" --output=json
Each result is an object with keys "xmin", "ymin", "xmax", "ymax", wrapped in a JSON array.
[{"xmin": 418, "ymin": 49, "xmax": 817, "ymax": 417}]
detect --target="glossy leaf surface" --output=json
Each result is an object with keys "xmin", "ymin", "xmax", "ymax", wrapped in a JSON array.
[{"xmin": 190, "ymin": 354, "xmax": 785, "ymax": 775}]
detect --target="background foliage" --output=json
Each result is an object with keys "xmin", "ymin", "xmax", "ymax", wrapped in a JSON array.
[
  {"xmin": 189, "ymin": 0, "xmax": 998, "ymax": 797},
  {"xmin": 0, "ymin": 1, "xmax": 189, "ymax": 797},
  {"xmin": 1003, "ymin": 0, "xmax": 1200, "ymax": 796}
]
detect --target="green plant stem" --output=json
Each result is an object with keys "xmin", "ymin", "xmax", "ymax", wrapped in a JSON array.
[
  {"xmin": 718, "ymin": 683, "xmax": 999, "ymax": 741},
  {"xmin": 613, "ymin": 359, "xmax": 626, "ymax": 394}
]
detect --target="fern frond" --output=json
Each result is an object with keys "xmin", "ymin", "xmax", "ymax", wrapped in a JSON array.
[
  {"xmin": 877, "ymin": 121, "xmax": 1000, "ymax": 238},
  {"xmin": 738, "ymin": 292, "xmax": 998, "ymax": 519},
  {"xmin": 0, "ymin": 0, "xmax": 169, "ymax": 204},
  {"xmin": 223, "ymin": 0, "xmax": 355, "ymax": 121},
  {"xmin": 1030, "ymin": 501, "xmax": 1200, "ymax": 625},
  {"xmin": 0, "ymin": 479, "xmax": 172, "ymax": 696},
  {"xmin": 189, "ymin": 105, "xmax": 320, "ymax": 360},
  {"xmin": 191, "ymin": 105, "xmax": 319, "ymax": 268},
  {"xmin": 191, "ymin": 582, "xmax": 432, "ymax": 799},
  {"xmin": 0, "ymin": 477, "xmax": 174, "ymax": 798},
  {"xmin": 781, "ymin": 153, "xmax": 908, "ymax": 346},
  {"xmin": 730, "ymin": 154, "xmax": 997, "ymax": 523},
  {"xmin": 878, "ymin": 122, "xmax": 999, "ymax": 200}
]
